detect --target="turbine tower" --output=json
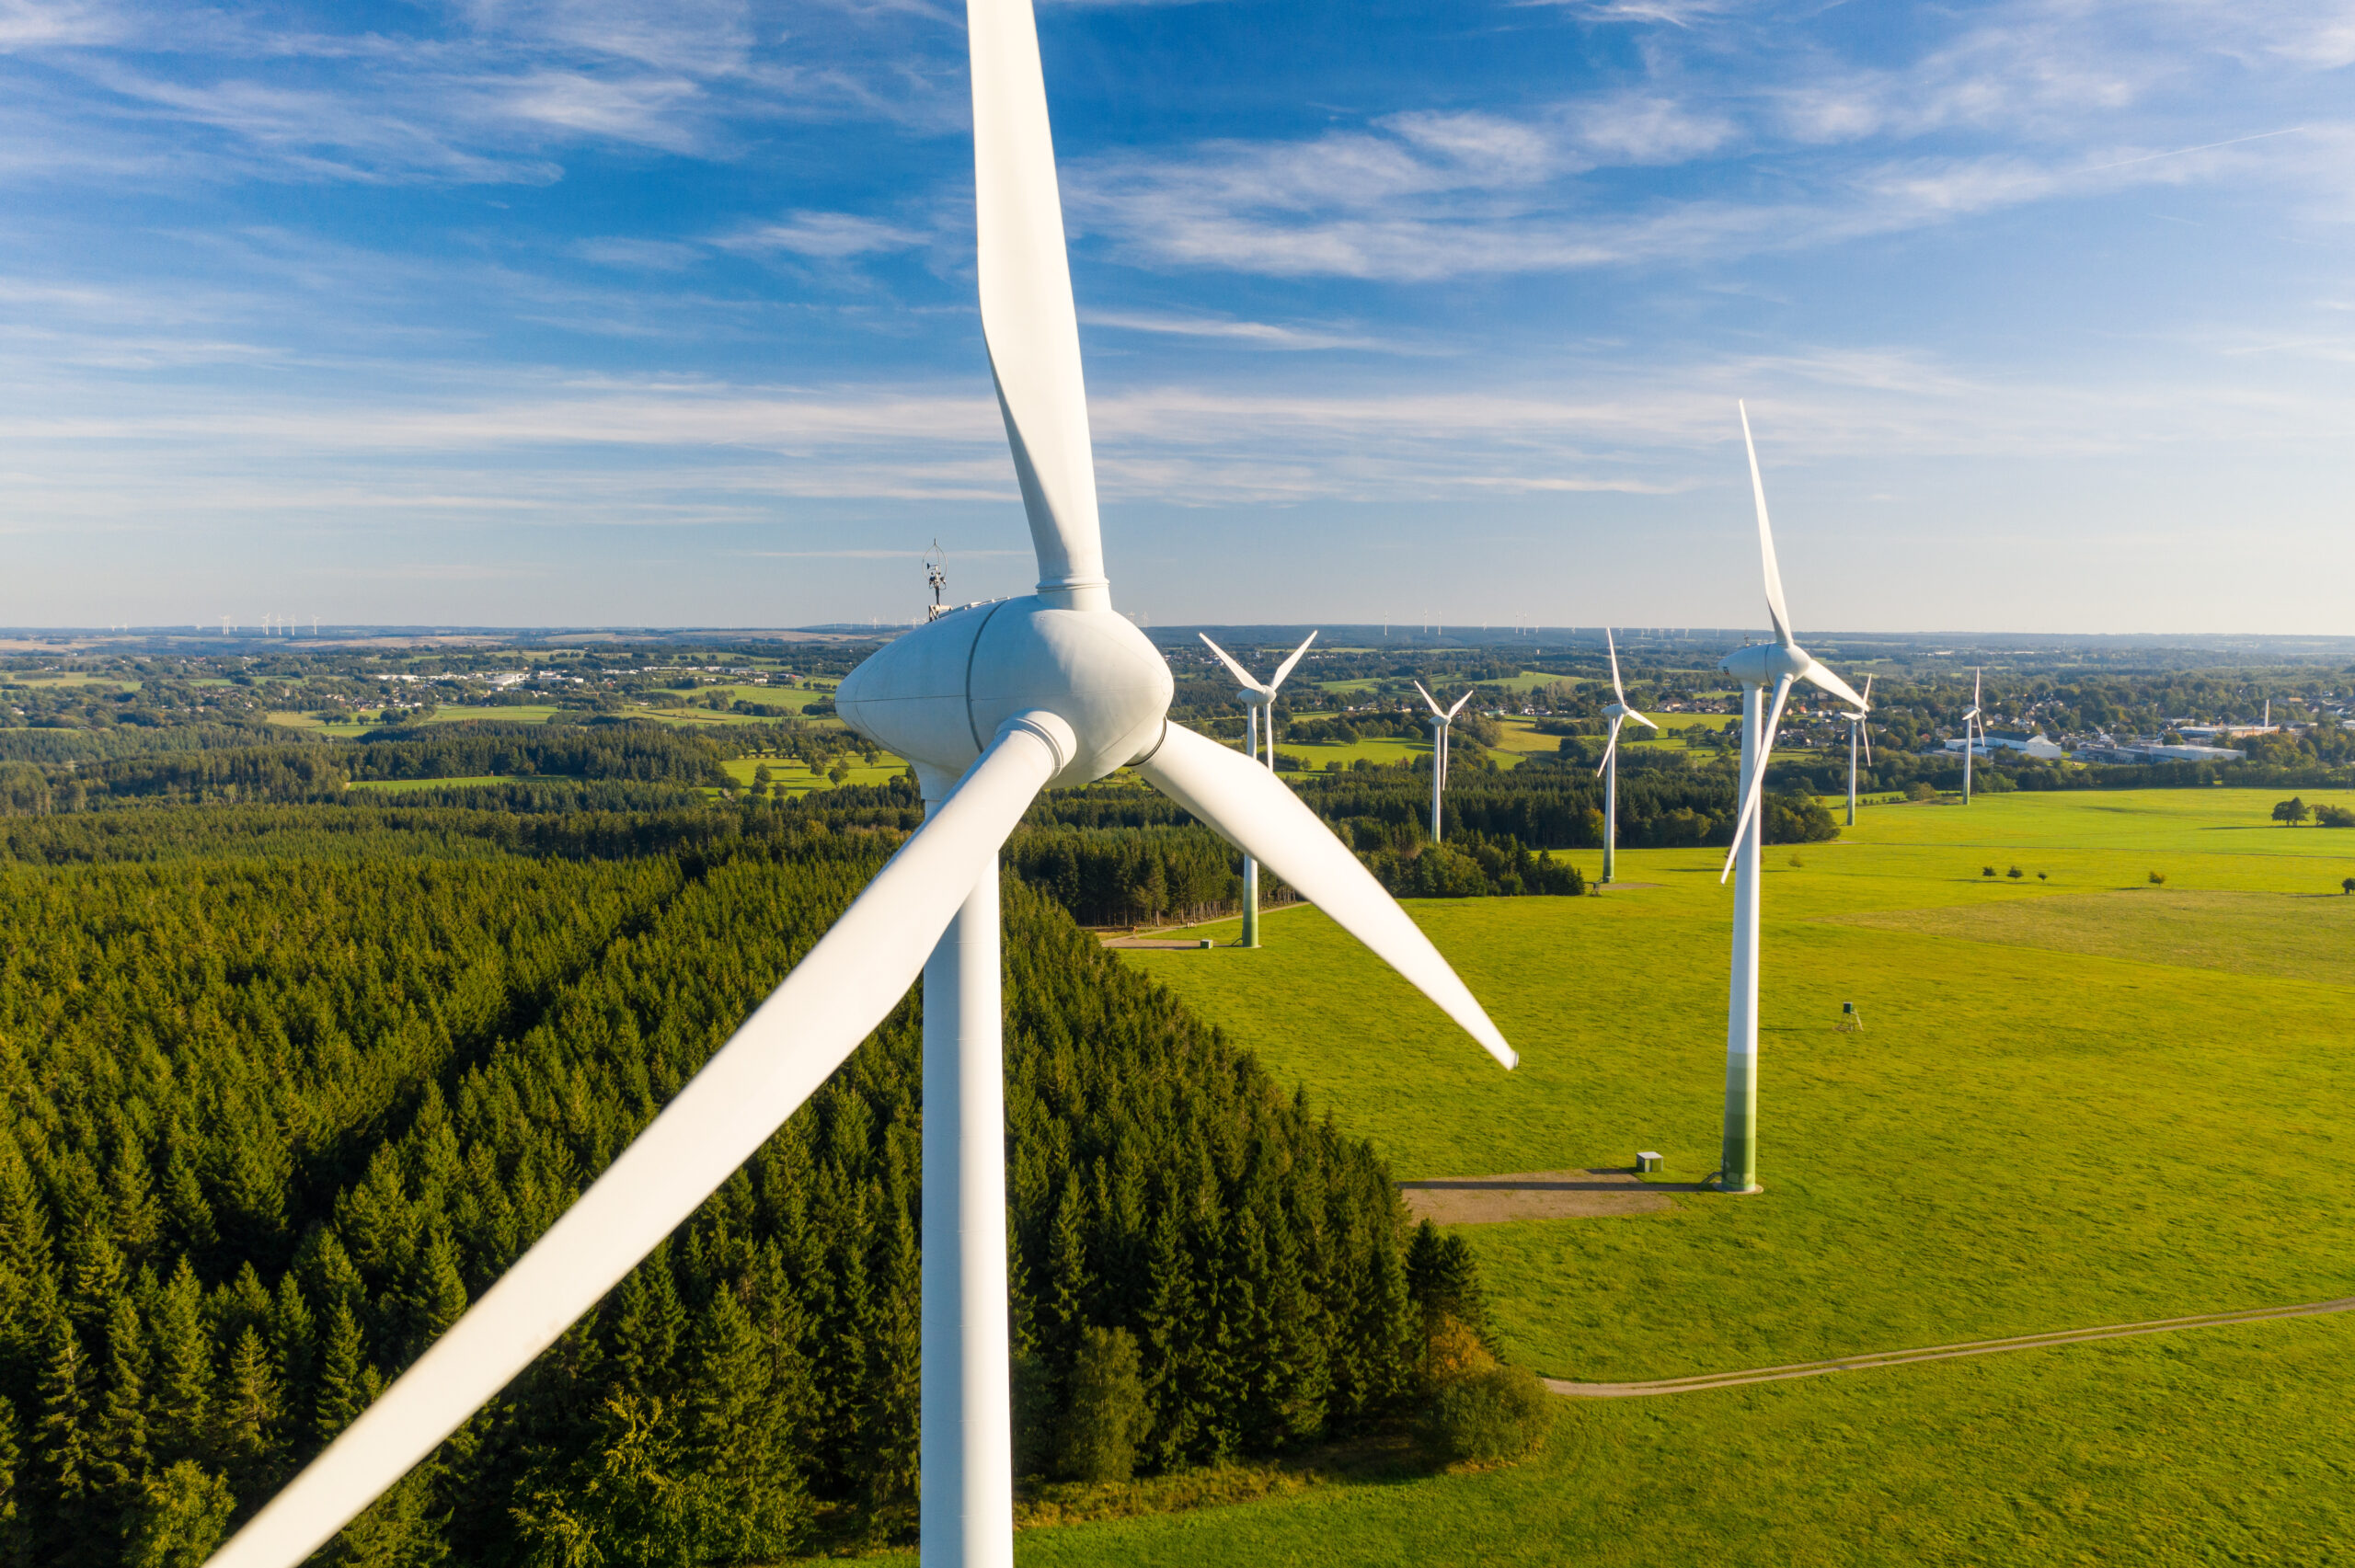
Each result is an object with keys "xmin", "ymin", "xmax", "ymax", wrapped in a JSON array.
[
  {"xmin": 198, "ymin": 8, "xmax": 1514, "ymax": 1568},
  {"xmin": 1843, "ymin": 674, "xmax": 1873, "ymax": 826},
  {"xmin": 1713, "ymin": 403, "xmax": 1867, "ymax": 1196},
  {"xmin": 1200, "ymin": 631, "xmax": 1319, "ymax": 947},
  {"xmin": 1961, "ymin": 669, "xmax": 1982, "ymax": 803},
  {"xmin": 1413, "ymin": 681, "xmax": 1473, "ymax": 843},
  {"xmin": 1595, "ymin": 628, "xmax": 1658, "ymax": 885}
]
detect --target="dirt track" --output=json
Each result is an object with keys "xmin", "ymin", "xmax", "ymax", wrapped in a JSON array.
[
  {"xmin": 1545, "ymin": 1297, "xmax": 2355, "ymax": 1399},
  {"xmin": 1398, "ymin": 1168, "xmax": 1708, "ymax": 1222}
]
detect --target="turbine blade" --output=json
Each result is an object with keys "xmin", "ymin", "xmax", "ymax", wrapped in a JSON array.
[
  {"xmin": 1596, "ymin": 715, "xmax": 1622, "ymax": 777},
  {"xmin": 1267, "ymin": 630, "xmax": 1319, "ymax": 692},
  {"xmin": 1199, "ymin": 633, "xmax": 1268, "ymax": 695},
  {"xmin": 1862, "ymin": 672, "xmax": 1874, "ymax": 709},
  {"xmin": 1412, "ymin": 680, "xmax": 1444, "ymax": 717},
  {"xmin": 1719, "ymin": 675, "xmax": 1795, "ymax": 884},
  {"xmin": 1607, "ymin": 626, "xmax": 1627, "ymax": 706},
  {"xmin": 201, "ymin": 721, "xmax": 1067, "ymax": 1568},
  {"xmin": 1626, "ymin": 707, "xmax": 1660, "ymax": 731},
  {"xmin": 1738, "ymin": 401, "xmax": 1794, "ymax": 646},
  {"xmin": 1862, "ymin": 721, "xmax": 1874, "ymax": 765},
  {"xmin": 1798, "ymin": 656, "xmax": 1867, "ymax": 713},
  {"xmin": 1137, "ymin": 723, "xmax": 1515, "ymax": 1069},
  {"xmin": 971, "ymin": 0, "xmax": 1106, "ymax": 605},
  {"xmin": 1447, "ymin": 690, "xmax": 1474, "ymax": 720}
]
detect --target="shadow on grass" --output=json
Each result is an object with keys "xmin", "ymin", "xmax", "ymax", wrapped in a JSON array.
[
  {"xmin": 1012, "ymin": 1428, "xmax": 1444, "ymax": 1532},
  {"xmin": 778, "ymin": 1429, "xmax": 1476, "ymax": 1560}
]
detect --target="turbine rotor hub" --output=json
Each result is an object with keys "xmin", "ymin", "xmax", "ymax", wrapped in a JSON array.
[
  {"xmin": 1719, "ymin": 640, "xmax": 1810, "ymax": 687},
  {"xmin": 835, "ymin": 597, "xmax": 1174, "ymax": 791}
]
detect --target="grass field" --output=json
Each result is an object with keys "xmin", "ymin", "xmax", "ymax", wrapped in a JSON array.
[
  {"xmin": 719, "ymin": 753, "xmax": 908, "ymax": 795},
  {"xmin": 1270, "ymin": 732, "xmax": 1435, "ymax": 771},
  {"xmin": 978, "ymin": 787, "xmax": 2355, "ymax": 1565}
]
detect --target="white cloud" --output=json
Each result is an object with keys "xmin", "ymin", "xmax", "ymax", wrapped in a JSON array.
[
  {"xmin": 1081, "ymin": 310, "xmax": 1385, "ymax": 351},
  {"xmin": 0, "ymin": 0, "xmax": 125, "ymax": 48},
  {"xmin": 717, "ymin": 211, "xmax": 930, "ymax": 259},
  {"xmin": 574, "ymin": 236, "xmax": 705, "ymax": 270}
]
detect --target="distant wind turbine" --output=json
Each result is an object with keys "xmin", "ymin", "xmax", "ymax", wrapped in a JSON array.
[
  {"xmin": 1961, "ymin": 669, "xmax": 1982, "ymax": 803},
  {"xmin": 1843, "ymin": 674, "xmax": 1873, "ymax": 826},
  {"xmin": 1712, "ymin": 404, "xmax": 1867, "ymax": 1196},
  {"xmin": 1595, "ymin": 628, "xmax": 1658, "ymax": 885},
  {"xmin": 1199, "ymin": 630, "xmax": 1319, "ymax": 947},
  {"xmin": 1413, "ymin": 681, "xmax": 1474, "ymax": 843}
]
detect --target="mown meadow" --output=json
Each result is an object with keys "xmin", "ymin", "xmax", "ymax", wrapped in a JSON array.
[{"xmin": 1019, "ymin": 788, "xmax": 2355, "ymax": 1565}]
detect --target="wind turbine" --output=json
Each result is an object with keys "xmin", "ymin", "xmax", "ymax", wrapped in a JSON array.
[
  {"xmin": 1413, "ymin": 681, "xmax": 1474, "ymax": 842},
  {"xmin": 1199, "ymin": 630, "xmax": 1319, "ymax": 947},
  {"xmin": 1594, "ymin": 628, "xmax": 1658, "ymax": 885},
  {"xmin": 199, "ymin": 7, "xmax": 1514, "ymax": 1567},
  {"xmin": 1960, "ymin": 669, "xmax": 1982, "ymax": 803},
  {"xmin": 1712, "ymin": 403, "xmax": 1867, "ymax": 1196},
  {"xmin": 1842, "ymin": 673, "xmax": 1873, "ymax": 826}
]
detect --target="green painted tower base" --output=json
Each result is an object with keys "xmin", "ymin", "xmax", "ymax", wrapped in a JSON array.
[{"xmin": 1238, "ymin": 856, "xmax": 1260, "ymax": 949}]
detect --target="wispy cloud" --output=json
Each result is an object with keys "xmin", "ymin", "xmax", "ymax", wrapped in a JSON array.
[
  {"xmin": 1082, "ymin": 310, "xmax": 1385, "ymax": 351},
  {"xmin": 716, "ymin": 211, "xmax": 931, "ymax": 259}
]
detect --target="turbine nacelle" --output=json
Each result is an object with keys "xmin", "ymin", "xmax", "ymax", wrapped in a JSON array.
[
  {"xmin": 835, "ymin": 597, "xmax": 1173, "ymax": 790},
  {"xmin": 1718, "ymin": 639, "xmax": 1813, "ymax": 688}
]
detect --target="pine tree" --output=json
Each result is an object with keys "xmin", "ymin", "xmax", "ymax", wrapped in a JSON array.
[
  {"xmin": 1135, "ymin": 1204, "xmax": 1198, "ymax": 1470},
  {"xmin": 1058, "ymin": 1325, "xmax": 1149, "ymax": 1482},
  {"xmin": 860, "ymin": 1198, "xmax": 921, "ymax": 1534},
  {"xmin": 217, "ymin": 1326, "xmax": 280, "ymax": 1480},
  {"xmin": 1258, "ymin": 1208, "xmax": 1328, "ymax": 1446},
  {"xmin": 0, "ymin": 1141, "xmax": 52, "ymax": 1289},
  {"xmin": 157, "ymin": 1146, "xmax": 217, "ymax": 1267},
  {"xmin": 313, "ymin": 1300, "xmax": 369, "ymax": 1446},
  {"xmin": 609, "ymin": 1252, "xmax": 685, "ymax": 1398},
  {"xmin": 148, "ymin": 1259, "xmax": 211, "ymax": 1466},
  {"xmin": 0, "ymin": 1393, "xmax": 20, "ymax": 1532},
  {"xmin": 35, "ymin": 1312, "xmax": 93, "ymax": 1549},
  {"xmin": 269, "ymin": 1271, "xmax": 316, "ymax": 1414},
  {"xmin": 91, "ymin": 1294, "xmax": 152, "ymax": 1500},
  {"xmin": 63, "ymin": 1210, "xmax": 125, "ymax": 1335},
  {"xmin": 106, "ymin": 1127, "xmax": 162, "ymax": 1267},
  {"xmin": 122, "ymin": 1459, "xmax": 236, "ymax": 1568},
  {"xmin": 681, "ymin": 1282, "xmax": 807, "ymax": 1563},
  {"xmin": 1043, "ymin": 1181, "xmax": 1092, "ymax": 1371},
  {"xmin": 404, "ymin": 1228, "xmax": 468, "ymax": 1357}
]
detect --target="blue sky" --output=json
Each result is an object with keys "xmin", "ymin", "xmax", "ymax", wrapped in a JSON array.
[{"xmin": 2, "ymin": 0, "xmax": 2350, "ymax": 633}]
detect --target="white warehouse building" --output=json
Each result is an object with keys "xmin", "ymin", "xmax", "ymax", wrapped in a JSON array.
[{"xmin": 1942, "ymin": 731, "xmax": 2065, "ymax": 761}]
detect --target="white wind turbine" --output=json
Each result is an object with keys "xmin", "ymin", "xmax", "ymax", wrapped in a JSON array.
[
  {"xmin": 1843, "ymin": 673, "xmax": 1874, "ymax": 826},
  {"xmin": 1413, "ymin": 681, "xmax": 1474, "ymax": 842},
  {"xmin": 1960, "ymin": 668, "xmax": 1982, "ymax": 803},
  {"xmin": 1200, "ymin": 630, "xmax": 1319, "ymax": 948},
  {"xmin": 1712, "ymin": 403, "xmax": 1867, "ymax": 1196},
  {"xmin": 200, "ymin": 7, "xmax": 1514, "ymax": 1567},
  {"xmin": 1595, "ymin": 628, "xmax": 1658, "ymax": 885}
]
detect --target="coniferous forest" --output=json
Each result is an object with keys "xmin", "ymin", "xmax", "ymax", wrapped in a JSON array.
[{"xmin": 0, "ymin": 803, "xmax": 1471, "ymax": 1566}]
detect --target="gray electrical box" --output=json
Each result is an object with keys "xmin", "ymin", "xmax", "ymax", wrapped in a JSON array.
[{"xmin": 1635, "ymin": 1150, "xmax": 1664, "ymax": 1173}]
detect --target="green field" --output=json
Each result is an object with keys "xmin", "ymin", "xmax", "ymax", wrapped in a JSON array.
[
  {"xmin": 948, "ymin": 788, "xmax": 2355, "ymax": 1564},
  {"xmin": 720, "ymin": 753, "xmax": 907, "ymax": 795},
  {"xmin": 1270, "ymin": 731, "xmax": 1435, "ymax": 771}
]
